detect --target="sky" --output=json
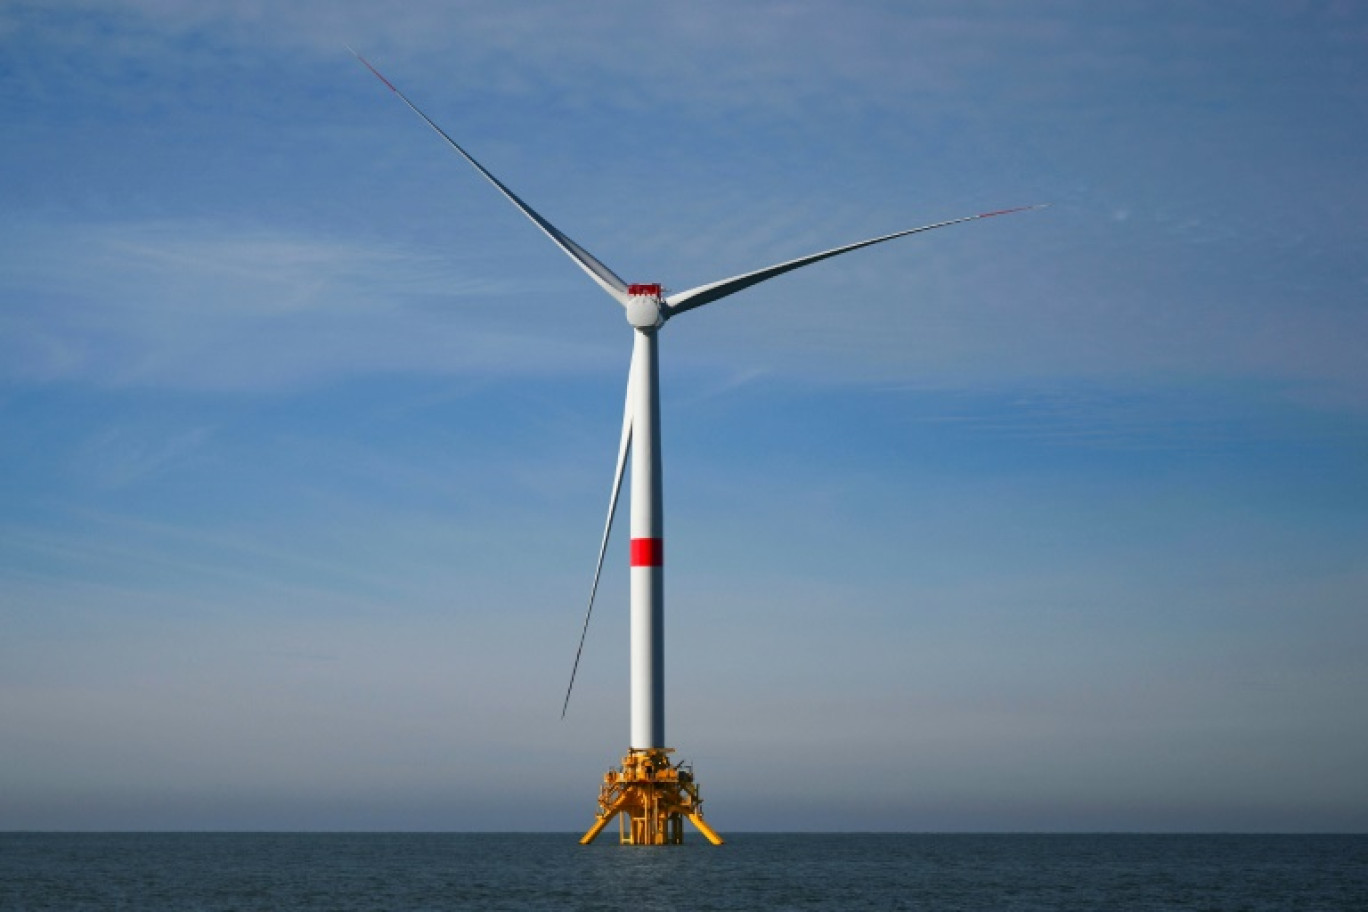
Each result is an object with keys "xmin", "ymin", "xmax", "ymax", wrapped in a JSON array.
[{"xmin": 2, "ymin": 0, "xmax": 1366, "ymax": 833}]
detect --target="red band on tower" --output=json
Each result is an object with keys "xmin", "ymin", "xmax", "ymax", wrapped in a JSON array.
[{"xmin": 630, "ymin": 538, "xmax": 664, "ymax": 567}]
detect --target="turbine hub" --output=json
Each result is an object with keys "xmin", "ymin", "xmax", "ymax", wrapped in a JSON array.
[{"xmin": 625, "ymin": 283, "xmax": 665, "ymax": 330}]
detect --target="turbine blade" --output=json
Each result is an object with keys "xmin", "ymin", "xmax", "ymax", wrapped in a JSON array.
[
  {"xmin": 663, "ymin": 205, "xmax": 1046, "ymax": 317},
  {"xmin": 561, "ymin": 351, "xmax": 635, "ymax": 718},
  {"xmin": 349, "ymin": 48, "xmax": 630, "ymax": 305}
]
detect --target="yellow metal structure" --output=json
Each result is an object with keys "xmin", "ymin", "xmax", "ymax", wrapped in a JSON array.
[{"xmin": 579, "ymin": 748, "xmax": 724, "ymax": 846}]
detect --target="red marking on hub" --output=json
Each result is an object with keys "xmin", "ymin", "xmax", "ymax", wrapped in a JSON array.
[
  {"xmin": 628, "ymin": 283, "xmax": 663, "ymax": 297},
  {"xmin": 630, "ymin": 538, "xmax": 664, "ymax": 567}
]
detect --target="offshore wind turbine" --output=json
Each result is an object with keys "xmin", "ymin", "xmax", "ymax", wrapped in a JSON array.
[{"xmin": 352, "ymin": 51, "xmax": 1041, "ymax": 846}]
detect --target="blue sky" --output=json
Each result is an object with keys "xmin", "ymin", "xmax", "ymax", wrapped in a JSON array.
[{"xmin": 2, "ymin": 1, "xmax": 1366, "ymax": 832}]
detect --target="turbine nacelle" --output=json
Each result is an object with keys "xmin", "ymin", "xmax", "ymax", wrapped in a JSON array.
[{"xmin": 625, "ymin": 283, "xmax": 667, "ymax": 330}]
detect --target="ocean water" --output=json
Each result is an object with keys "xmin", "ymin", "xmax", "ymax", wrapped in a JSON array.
[{"xmin": 1, "ymin": 833, "xmax": 1364, "ymax": 911}]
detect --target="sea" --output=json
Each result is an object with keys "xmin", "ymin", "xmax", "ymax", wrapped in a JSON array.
[{"xmin": 1, "ymin": 833, "xmax": 1364, "ymax": 911}]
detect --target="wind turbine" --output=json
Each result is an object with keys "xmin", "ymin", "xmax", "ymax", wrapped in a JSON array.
[{"xmin": 352, "ymin": 51, "xmax": 1041, "ymax": 846}]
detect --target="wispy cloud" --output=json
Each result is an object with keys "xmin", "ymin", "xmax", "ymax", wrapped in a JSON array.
[
  {"xmin": 71, "ymin": 423, "xmax": 216, "ymax": 489},
  {"xmin": 0, "ymin": 218, "xmax": 617, "ymax": 390},
  {"xmin": 7, "ymin": 2, "xmax": 1365, "ymax": 406}
]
